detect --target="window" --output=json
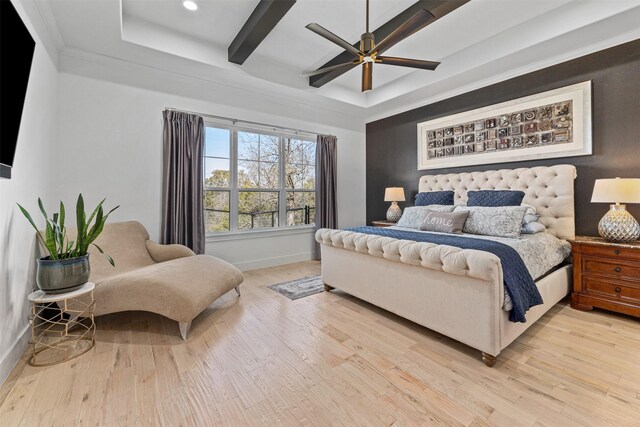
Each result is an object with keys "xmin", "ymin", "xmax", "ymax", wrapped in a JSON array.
[{"xmin": 203, "ymin": 123, "xmax": 316, "ymax": 234}]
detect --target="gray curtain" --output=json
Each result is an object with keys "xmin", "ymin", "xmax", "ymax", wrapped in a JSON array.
[
  {"xmin": 161, "ymin": 110, "xmax": 205, "ymax": 254},
  {"xmin": 314, "ymin": 134, "xmax": 338, "ymax": 260}
]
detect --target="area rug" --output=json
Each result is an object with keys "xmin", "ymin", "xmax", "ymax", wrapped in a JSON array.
[{"xmin": 268, "ymin": 276, "xmax": 325, "ymax": 300}]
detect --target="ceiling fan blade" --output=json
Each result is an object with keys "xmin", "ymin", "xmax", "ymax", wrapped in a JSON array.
[
  {"xmin": 372, "ymin": 9, "xmax": 435, "ymax": 56},
  {"xmin": 306, "ymin": 23, "xmax": 363, "ymax": 58},
  {"xmin": 362, "ymin": 61, "xmax": 373, "ymax": 92},
  {"xmin": 378, "ymin": 56, "xmax": 440, "ymax": 70},
  {"xmin": 302, "ymin": 60, "xmax": 362, "ymax": 78}
]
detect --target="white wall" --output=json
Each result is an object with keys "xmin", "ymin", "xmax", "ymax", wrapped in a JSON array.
[
  {"xmin": 0, "ymin": 44, "xmax": 59, "ymax": 384},
  {"xmin": 54, "ymin": 72, "xmax": 366, "ymax": 270}
]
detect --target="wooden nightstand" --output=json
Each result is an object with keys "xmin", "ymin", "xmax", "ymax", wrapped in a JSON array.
[
  {"xmin": 570, "ymin": 236, "xmax": 640, "ymax": 317},
  {"xmin": 371, "ymin": 220, "xmax": 396, "ymax": 228}
]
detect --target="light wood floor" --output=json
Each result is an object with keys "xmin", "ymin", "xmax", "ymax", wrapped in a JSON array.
[{"xmin": 1, "ymin": 261, "xmax": 639, "ymax": 426}]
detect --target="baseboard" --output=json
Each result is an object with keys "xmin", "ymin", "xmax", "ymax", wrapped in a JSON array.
[
  {"xmin": 234, "ymin": 252, "xmax": 313, "ymax": 271},
  {"xmin": 0, "ymin": 325, "xmax": 30, "ymax": 387}
]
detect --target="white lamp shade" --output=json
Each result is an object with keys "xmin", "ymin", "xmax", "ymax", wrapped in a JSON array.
[
  {"xmin": 591, "ymin": 178, "xmax": 640, "ymax": 204},
  {"xmin": 384, "ymin": 187, "xmax": 405, "ymax": 202}
]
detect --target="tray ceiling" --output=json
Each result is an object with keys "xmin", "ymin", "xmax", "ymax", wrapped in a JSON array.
[{"xmin": 47, "ymin": 0, "xmax": 640, "ymax": 119}]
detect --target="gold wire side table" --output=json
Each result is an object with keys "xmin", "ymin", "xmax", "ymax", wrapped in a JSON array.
[{"xmin": 27, "ymin": 282, "xmax": 96, "ymax": 367}]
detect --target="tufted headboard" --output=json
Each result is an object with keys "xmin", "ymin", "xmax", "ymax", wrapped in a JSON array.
[{"xmin": 418, "ymin": 164, "xmax": 577, "ymax": 240}]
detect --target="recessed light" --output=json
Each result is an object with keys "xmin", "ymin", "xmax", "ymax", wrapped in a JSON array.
[{"xmin": 182, "ymin": 0, "xmax": 198, "ymax": 11}]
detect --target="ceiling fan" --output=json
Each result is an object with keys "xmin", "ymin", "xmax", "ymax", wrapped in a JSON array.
[{"xmin": 303, "ymin": 0, "xmax": 440, "ymax": 92}]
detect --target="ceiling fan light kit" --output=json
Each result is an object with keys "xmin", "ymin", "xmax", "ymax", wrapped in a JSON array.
[
  {"xmin": 304, "ymin": 0, "xmax": 441, "ymax": 92},
  {"xmin": 182, "ymin": 0, "xmax": 198, "ymax": 12}
]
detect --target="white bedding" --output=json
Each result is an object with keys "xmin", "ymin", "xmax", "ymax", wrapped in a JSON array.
[{"xmin": 389, "ymin": 227, "xmax": 572, "ymax": 310}]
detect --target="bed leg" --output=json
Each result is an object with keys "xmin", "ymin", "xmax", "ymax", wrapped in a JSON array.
[
  {"xmin": 482, "ymin": 352, "xmax": 497, "ymax": 367},
  {"xmin": 324, "ymin": 284, "xmax": 334, "ymax": 292}
]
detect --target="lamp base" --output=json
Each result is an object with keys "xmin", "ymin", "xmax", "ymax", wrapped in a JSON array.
[
  {"xmin": 386, "ymin": 201, "xmax": 402, "ymax": 223},
  {"xmin": 598, "ymin": 204, "xmax": 640, "ymax": 242}
]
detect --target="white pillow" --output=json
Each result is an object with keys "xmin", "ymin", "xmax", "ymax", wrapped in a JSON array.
[
  {"xmin": 522, "ymin": 203, "xmax": 537, "ymax": 215},
  {"xmin": 520, "ymin": 203, "xmax": 539, "ymax": 225},
  {"xmin": 396, "ymin": 205, "xmax": 456, "ymax": 229},
  {"xmin": 454, "ymin": 205, "xmax": 526, "ymax": 238},
  {"xmin": 521, "ymin": 221, "xmax": 546, "ymax": 234}
]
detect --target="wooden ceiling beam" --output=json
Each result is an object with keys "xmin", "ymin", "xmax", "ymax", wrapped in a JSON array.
[
  {"xmin": 228, "ymin": 0, "xmax": 296, "ymax": 65},
  {"xmin": 308, "ymin": 0, "xmax": 469, "ymax": 88}
]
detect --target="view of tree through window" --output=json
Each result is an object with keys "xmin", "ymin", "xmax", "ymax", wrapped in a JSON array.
[
  {"xmin": 203, "ymin": 124, "xmax": 316, "ymax": 233},
  {"xmin": 284, "ymin": 138, "xmax": 315, "ymax": 227},
  {"xmin": 204, "ymin": 127, "xmax": 231, "ymax": 232}
]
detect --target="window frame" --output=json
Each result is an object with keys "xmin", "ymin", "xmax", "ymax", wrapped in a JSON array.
[{"xmin": 203, "ymin": 120, "xmax": 316, "ymax": 236}]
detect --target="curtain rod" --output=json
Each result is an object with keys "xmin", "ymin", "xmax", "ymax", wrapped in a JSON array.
[{"xmin": 164, "ymin": 108, "xmax": 334, "ymax": 138}]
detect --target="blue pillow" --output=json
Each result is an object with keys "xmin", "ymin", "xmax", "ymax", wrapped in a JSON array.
[
  {"xmin": 415, "ymin": 190, "xmax": 454, "ymax": 206},
  {"xmin": 467, "ymin": 190, "xmax": 525, "ymax": 207}
]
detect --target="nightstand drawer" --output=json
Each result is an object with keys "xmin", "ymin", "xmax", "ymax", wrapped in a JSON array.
[
  {"xmin": 584, "ymin": 277, "xmax": 640, "ymax": 301},
  {"xmin": 580, "ymin": 244, "xmax": 640, "ymax": 261},
  {"xmin": 583, "ymin": 258, "xmax": 640, "ymax": 281}
]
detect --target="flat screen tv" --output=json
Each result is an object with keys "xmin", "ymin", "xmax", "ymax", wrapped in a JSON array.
[{"xmin": 0, "ymin": 1, "xmax": 36, "ymax": 179}]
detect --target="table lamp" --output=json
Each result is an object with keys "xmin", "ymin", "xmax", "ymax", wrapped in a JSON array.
[
  {"xmin": 591, "ymin": 177, "xmax": 640, "ymax": 242},
  {"xmin": 384, "ymin": 187, "xmax": 405, "ymax": 222}
]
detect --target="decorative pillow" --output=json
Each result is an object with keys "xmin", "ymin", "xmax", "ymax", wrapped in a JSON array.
[
  {"xmin": 454, "ymin": 205, "xmax": 527, "ymax": 238},
  {"xmin": 415, "ymin": 190, "xmax": 454, "ymax": 206},
  {"xmin": 523, "ymin": 213, "xmax": 539, "ymax": 224},
  {"xmin": 521, "ymin": 221, "xmax": 546, "ymax": 234},
  {"xmin": 419, "ymin": 210, "xmax": 469, "ymax": 234},
  {"xmin": 396, "ymin": 205, "xmax": 456, "ymax": 229},
  {"xmin": 467, "ymin": 190, "xmax": 525, "ymax": 207},
  {"xmin": 522, "ymin": 203, "xmax": 537, "ymax": 215}
]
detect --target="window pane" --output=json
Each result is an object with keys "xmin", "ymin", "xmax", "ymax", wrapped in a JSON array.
[
  {"xmin": 204, "ymin": 190, "xmax": 229, "ymax": 211},
  {"xmin": 204, "ymin": 158, "xmax": 230, "ymax": 187},
  {"xmin": 303, "ymin": 142, "xmax": 316, "ymax": 165},
  {"xmin": 206, "ymin": 210, "xmax": 230, "ymax": 232},
  {"xmin": 204, "ymin": 190, "xmax": 230, "ymax": 232},
  {"xmin": 303, "ymin": 165, "xmax": 315, "ymax": 189},
  {"xmin": 205, "ymin": 127, "xmax": 230, "ymax": 158},
  {"xmin": 259, "ymin": 161, "xmax": 279, "ymax": 189},
  {"xmin": 238, "ymin": 160, "xmax": 279, "ymax": 189},
  {"xmin": 238, "ymin": 132, "xmax": 259, "ymax": 161},
  {"xmin": 260, "ymin": 135, "xmax": 279, "ymax": 162},
  {"xmin": 238, "ymin": 191, "xmax": 279, "ymax": 230},
  {"xmin": 285, "ymin": 163, "xmax": 300, "ymax": 189},
  {"xmin": 286, "ymin": 191, "xmax": 315, "ymax": 226},
  {"xmin": 238, "ymin": 160, "xmax": 259, "ymax": 188},
  {"xmin": 284, "ymin": 138, "xmax": 305, "ymax": 164},
  {"xmin": 285, "ymin": 163, "xmax": 311, "ymax": 189}
]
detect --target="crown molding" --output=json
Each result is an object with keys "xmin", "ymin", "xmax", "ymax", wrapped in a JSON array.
[{"xmin": 58, "ymin": 47, "xmax": 368, "ymax": 132}]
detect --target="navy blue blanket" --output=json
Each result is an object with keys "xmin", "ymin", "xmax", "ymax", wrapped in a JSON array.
[{"xmin": 344, "ymin": 227, "xmax": 542, "ymax": 322}]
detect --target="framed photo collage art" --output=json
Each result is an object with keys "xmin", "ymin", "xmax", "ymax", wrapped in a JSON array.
[{"xmin": 417, "ymin": 81, "xmax": 592, "ymax": 170}]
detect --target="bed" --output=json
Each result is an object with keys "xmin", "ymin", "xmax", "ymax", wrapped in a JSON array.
[{"xmin": 315, "ymin": 164, "xmax": 576, "ymax": 366}]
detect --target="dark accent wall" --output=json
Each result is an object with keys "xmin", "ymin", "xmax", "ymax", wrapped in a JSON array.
[{"xmin": 366, "ymin": 38, "xmax": 640, "ymax": 236}]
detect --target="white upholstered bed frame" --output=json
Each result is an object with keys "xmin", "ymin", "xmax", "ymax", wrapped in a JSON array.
[{"xmin": 316, "ymin": 164, "xmax": 576, "ymax": 366}]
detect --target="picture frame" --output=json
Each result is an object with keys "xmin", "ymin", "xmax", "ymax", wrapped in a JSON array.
[{"xmin": 417, "ymin": 81, "xmax": 592, "ymax": 170}]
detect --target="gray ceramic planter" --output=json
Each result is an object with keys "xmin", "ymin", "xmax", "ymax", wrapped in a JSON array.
[{"xmin": 36, "ymin": 254, "xmax": 90, "ymax": 294}]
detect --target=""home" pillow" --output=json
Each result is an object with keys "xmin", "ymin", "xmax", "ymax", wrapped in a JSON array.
[{"xmin": 419, "ymin": 209, "xmax": 470, "ymax": 234}]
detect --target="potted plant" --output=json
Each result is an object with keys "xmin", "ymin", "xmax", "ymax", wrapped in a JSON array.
[{"xmin": 17, "ymin": 194, "xmax": 119, "ymax": 294}]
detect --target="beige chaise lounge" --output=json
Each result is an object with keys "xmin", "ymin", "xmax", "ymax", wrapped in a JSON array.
[{"xmin": 82, "ymin": 221, "xmax": 243, "ymax": 339}]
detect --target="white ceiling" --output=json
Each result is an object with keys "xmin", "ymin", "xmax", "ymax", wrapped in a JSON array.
[{"xmin": 42, "ymin": 0, "xmax": 640, "ymax": 121}]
